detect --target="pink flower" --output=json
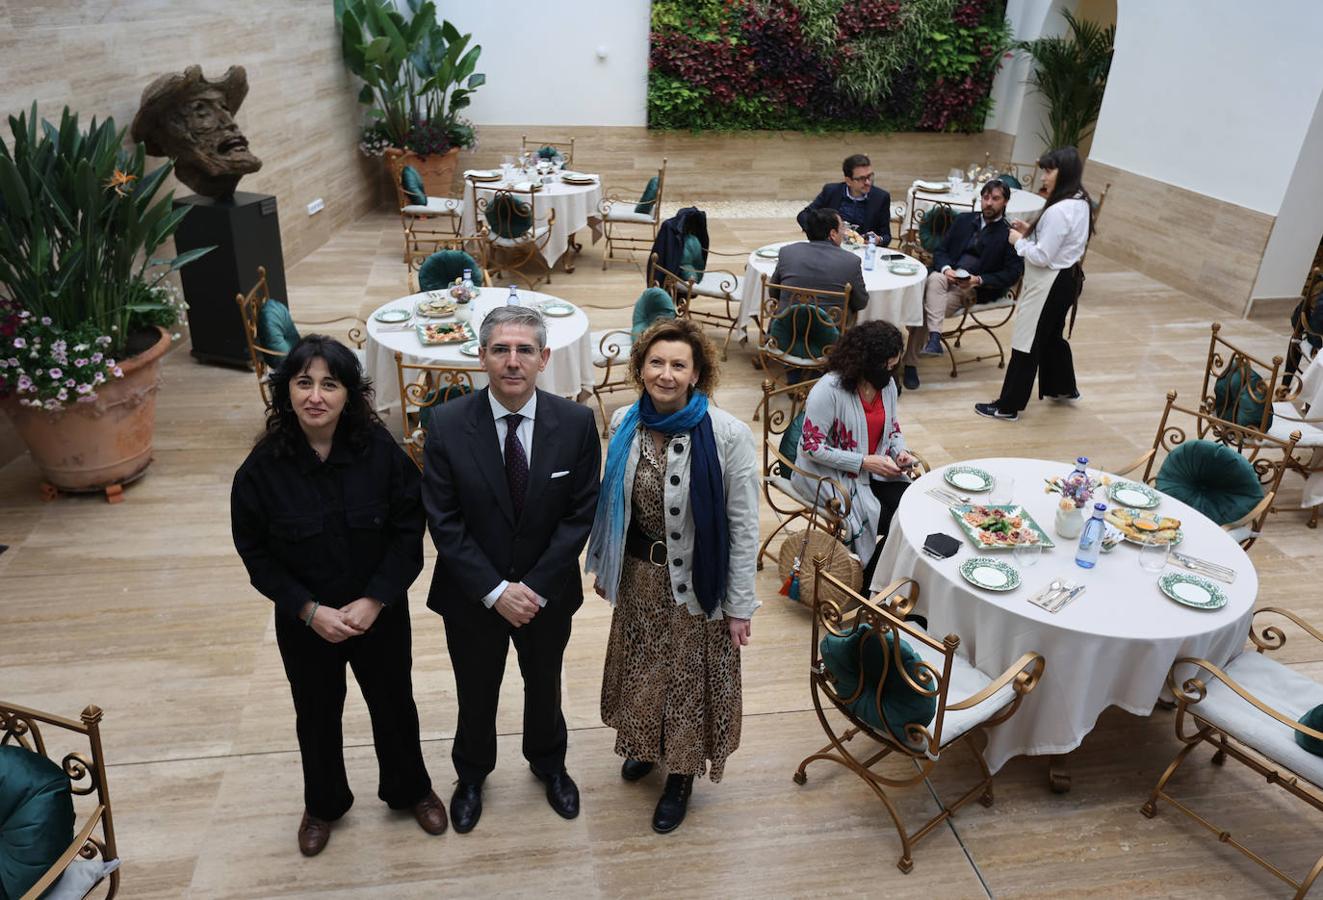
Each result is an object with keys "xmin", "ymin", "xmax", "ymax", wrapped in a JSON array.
[
  {"xmin": 16, "ymin": 375, "xmax": 32, "ymax": 391},
  {"xmin": 12, "ymin": 337, "xmax": 25, "ymax": 349},
  {"xmin": 74, "ymin": 358, "xmax": 87, "ymax": 367},
  {"xmin": 111, "ymin": 367, "xmax": 123, "ymax": 377},
  {"xmin": 48, "ymin": 367, "xmax": 62, "ymax": 379},
  {"xmin": 800, "ymin": 417, "xmax": 826, "ymax": 453}
]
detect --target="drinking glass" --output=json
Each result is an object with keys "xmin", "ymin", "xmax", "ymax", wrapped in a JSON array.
[
  {"xmin": 501, "ymin": 154, "xmax": 514, "ymax": 179},
  {"xmin": 1014, "ymin": 542, "xmax": 1042, "ymax": 569},
  {"xmin": 989, "ymin": 476, "xmax": 1015, "ymax": 506},
  {"xmin": 947, "ymin": 167, "xmax": 963, "ymax": 188},
  {"xmin": 1138, "ymin": 540, "xmax": 1170, "ymax": 574}
]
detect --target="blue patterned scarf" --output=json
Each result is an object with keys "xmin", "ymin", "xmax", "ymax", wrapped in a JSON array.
[{"xmin": 586, "ymin": 391, "xmax": 729, "ymax": 615}]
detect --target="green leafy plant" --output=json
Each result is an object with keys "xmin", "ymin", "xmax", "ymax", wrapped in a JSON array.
[
  {"xmin": 334, "ymin": 0, "xmax": 486, "ymax": 152},
  {"xmin": 1015, "ymin": 9, "xmax": 1114, "ymax": 150},
  {"xmin": 0, "ymin": 105, "xmax": 208, "ymax": 409}
]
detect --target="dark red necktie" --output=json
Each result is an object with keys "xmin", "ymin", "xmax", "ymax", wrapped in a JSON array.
[{"xmin": 504, "ymin": 413, "xmax": 528, "ymax": 519}]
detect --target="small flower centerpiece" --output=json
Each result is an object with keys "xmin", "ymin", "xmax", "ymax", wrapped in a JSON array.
[{"xmin": 1044, "ymin": 457, "xmax": 1109, "ymax": 538}]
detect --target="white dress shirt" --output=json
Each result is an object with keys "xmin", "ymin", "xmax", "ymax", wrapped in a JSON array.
[
  {"xmin": 483, "ymin": 391, "xmax": 544, "ymax": 609},
  {"xmin": 1015, "ymin": 197, "xmax": 1089, "ymax": 270}
]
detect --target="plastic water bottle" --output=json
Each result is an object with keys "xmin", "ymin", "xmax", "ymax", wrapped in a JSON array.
[
  {"xmin": 863, "ymin": 234, "xmax": 877, "ymax": 271},
  {"xmin": 462, "ymin": 269, "xmax": 474, "ymax": 294},
  {"xmin": 506, "ymin": 284, "xmax": 518, "ymax": 306},
  {"xmin": 1075, "ymin": 502, "xmax": 1107, "ymax": 569}
]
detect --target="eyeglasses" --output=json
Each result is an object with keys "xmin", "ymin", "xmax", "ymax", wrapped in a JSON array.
[
  {"xmin": 485, "ymin": 343, "xmax": 540, "ymax": 359},
  {"xmin": 849, "ymin": 172, "xmax": 875, "ymax": 183}
]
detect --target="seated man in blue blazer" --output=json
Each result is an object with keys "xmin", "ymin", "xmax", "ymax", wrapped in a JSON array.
[
  {"xmin": 901, "ymin": 179, "xmax": 1024, "ymax": 390},
  {"xmin": 796, "ymin": 153, "xmax": 892, "ymax": 245}
]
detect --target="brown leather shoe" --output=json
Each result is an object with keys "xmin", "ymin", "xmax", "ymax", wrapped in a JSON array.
[
  {"xmin": 298, "ymin": 811, "xmax": 332, "ymax": 857},
  {"xmin": 412, "ymin": 790, "xmax": 449, "ymax": 835}
]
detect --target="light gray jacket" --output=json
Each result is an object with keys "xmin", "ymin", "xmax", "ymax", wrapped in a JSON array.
[{"xmin": 604, "ymin": 404, "xmax": 760, "ymax": 621}]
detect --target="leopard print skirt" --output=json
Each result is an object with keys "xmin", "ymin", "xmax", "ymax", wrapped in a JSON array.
[{"xmin": 601, "ymin": 431, "xmax": 742, "ymax": 782}]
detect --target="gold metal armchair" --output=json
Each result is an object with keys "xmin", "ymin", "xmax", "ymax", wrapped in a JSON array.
[
  {"xmin": 405, "ymin": 243, "xmax": 492, "ymax": 294},
  {"xmin": 756, "ymin": 276, "xmax": 850, "ymax": 391},
  {"xmin": 986, "ymin": 157, "xmax": 1040, "ymax": 193},
  {"xmin": 589, "ymin": 329, "xmax": 635, "ymax": 438},
  {"xmin": 1142, "ymin": 607, "xmax": 1323, "ymax": 899},
  {"xmin": 648, "ymin": 252, "xmax": 743, "ymax": 359},
  {"xmin": 235, "ymin": 266, "xmax": 365, "ymax": 408},
  {"xmin": 1285, "ymin": 267, "xmax": 1322, "ymax": 383},
  {"xmin": 521, "ymin": 134, "xmax": 574, "ymax": 167},
  {"xmin": 900, "ymin": 201, "xmax": 964, "ymax": 267},
  {"xmin": 794, "ymin": 572, "xmax": 1044, "ymax": 874},
  {"xmin": 1, "ymin": 702, "xmax": 118, "ymax": 899},
  {"xmin": 385, "ymin": 148, "xmax": 463, "ymax": 262},
  {"xmin": 600, "ymin": 158, "xmax": 667, "ymax": 269},
  {"xmin": 394, "ymin": 352, "xmax": 478, "ymax": 469},
  {"xmin": 475, "ymin": 181, "xmax": 556, "ymax": 290},
  {"xmin": 937, "ymin": 279, "xmax": 1021, "ymax": 378}
]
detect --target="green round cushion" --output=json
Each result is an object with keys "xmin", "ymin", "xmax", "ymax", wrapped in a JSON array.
[
  {"xmin": 994, "ymin": 173, "xmax": 1022, "ymax": 191},
  {"xmin": 418, "ymin": 250, "xmax": 479, "ymax": 293},
  {"xmin": 1213, "ymin": 366, "xmax": 1273, "ymax": 431},
  {"xmin": 919, "ymin": 204, "xmax": 956, "ymax": 252},
  {"xmin": 0, "ymin": 745, "xmax": 76, "ymax": 900},
  {"xmin": 537, "ymin": 145, "xmax": 559, "ymax": 160},
  {"xmin": 776, "ymin": 409, "xmax": 804, "ymax": 479},
  {"xmin": 400, "ymin": 165, "xmax": 427, "ymax": 207},
  {"xmin": 679, "ymin": 234, "xmax": 706, "ymax": 282},
  {"xmin": 1297, "ymin": 705, "xmax": 1323, "ymax": 756},
  {"xmin": 257, "ymin": 299, "xmax": 300, "ymax": 368},
  {"xmin": 631, "ymin": 287, "xmax": 677, "ymax": 338},
  {"xmin": 820, "ymin": 625, "xmax": 936, "ymax": 743},
  {"xmin": 769, "ymin": 303, "xmax": 840, "ymax": 361},
  {"xmin": 634, "ymin": 175, "xmax": 660, "ymax": 215},
  {"xmin": 485, "ymin": 193, "xmax": 533, "ymax": 240},
  {"xmin": 1155, "ymin": 439, "xmax": 1264, "ymax": 526},
  {"xmin": 417, "ymin": 383, "xmax": 473, "ymax": 432}
]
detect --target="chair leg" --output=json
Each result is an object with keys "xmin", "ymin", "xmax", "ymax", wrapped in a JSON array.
[
  {"xmin": 1309, "ymin": 503, "xmax": 1320, "ymax": 529},
  {"xmin": 1140, "ymin": 728, "xmax": 1207, "ymax": 818},
  {"xmin": 1210, "ymin": 732, "xmax": 1229, "ymax": 766},
  {"xmin": 592, "ymin": 387, "xmax": 611, "ymax": 438},
  {"xmin": 757, "ymin": 511, "xmax": 804, "ymax": 571}
]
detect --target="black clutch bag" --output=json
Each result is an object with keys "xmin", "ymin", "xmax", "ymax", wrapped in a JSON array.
[{"xmin": 922, "ymin": 532, "xmax": 962, "ymax": 560}]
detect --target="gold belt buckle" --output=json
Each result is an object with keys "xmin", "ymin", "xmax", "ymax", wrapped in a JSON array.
[{"xmin": 648, "ymin": 540, "xmax": 667, "ymax": 566}]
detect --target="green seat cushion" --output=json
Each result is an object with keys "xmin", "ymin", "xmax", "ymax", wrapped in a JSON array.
[
  {"xmin": 418, "ymin": 250, "xmax": 479, "ymax": 293},
  {"xmin": 631, "ymin": 287, "xmax": 677, "ymax": 338},
  {"xmin": 679, "ymin": 234, "xmax": 706, "ymax": 282},
  {"xmin": 401, "ymin": 165, "xmax": 427, "ymax": 207},
  {"xmin": 919, "ymin": 204, "xmax": 956, "ymax": 252},
  {"xmin": 537, "ymin": 145, "xmax": 560, "ymax": 160},
  {"xmin": 485, "ymin": 193, "xmax": 534, "ymax": 240},
  {"xmin": 634, "ymin": 175, "xmax": 660, "ymax": 215},
  {"xmin": 257, "ymin": 299, "xmax": 301, "ymax": 368},
  {"xmin": 776, "ymin": 409, "xmax": 804, "ymax": 479},
  {"xmin": 417, "ymin": 383, "xmax": 473, "ymax": 431},
  {"xmin": 1213, "ymin": 365, "xmax": 1274, "ymax": 431},
  {"xmin": 820, "ymin": 625, "xmax": 936, "ymax": 743},
  {"xmin": 1155, "ymin": 439, "xmax": 1265, "ymax": 526},
  {"xmin": 0, "ymin": 745, "xmax": 76, "ymax": 900},
  {"xmin": 1297, "ymin": 705, "xmax": 1323, "ymax": 756},
  {"xmin": 995, "ymin": 172, "xmax": 1021, "ymax": 190},
  {"xmin": 769, "ymin": 303, "xmax": 840, "ymax": 361}
]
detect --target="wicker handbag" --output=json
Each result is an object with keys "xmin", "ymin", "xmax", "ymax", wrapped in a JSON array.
[{"xmin": 777, "ymin": 477, "xmax": 862, "ymax": 605}]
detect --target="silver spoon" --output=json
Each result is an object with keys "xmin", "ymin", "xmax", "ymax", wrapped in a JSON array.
[
  {"xmin": 1049, "ymin": 580, "xmax": 1080, "ymax": 613},
  {"xmin": 1035, "ymin": 578, "xmax": 1063, "ymax": 607}
]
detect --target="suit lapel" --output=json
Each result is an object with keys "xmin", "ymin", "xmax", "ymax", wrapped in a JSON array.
[
  {"xmin": 467, "ymin": 388, "xmax": 516, "ymax": 526},
  {"xmin": 521, "ymin": 390, "xmax": 559, "ymax": 522}
]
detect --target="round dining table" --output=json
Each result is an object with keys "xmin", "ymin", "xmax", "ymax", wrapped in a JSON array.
[
  {"xmin": 459, "ymin": 171, "xmax": 603, "ymax": 270},
  {"xmin": 867, "ymin": 457, "xmax": 1258, "ymax": 784},
  {"xmin": 363, "ymin": 288, "xmax": 594, "ymax": 423},
  {"xmin": 905, "ymin": 179, "xmax": 1046, "ymax": 230},
  {"xmin": 736, "ymin": 241, "xmax": 927, "ymax": 329}
]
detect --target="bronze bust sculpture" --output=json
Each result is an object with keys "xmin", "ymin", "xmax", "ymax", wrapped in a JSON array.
[{"xmin": 131, "ymin": 65, "xmax": 262, "ymax": 199}]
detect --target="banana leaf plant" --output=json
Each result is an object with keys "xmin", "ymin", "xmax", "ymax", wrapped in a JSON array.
[{"xmin": 0, "ymin": 104, "xmax": 210, "ymax": 361}]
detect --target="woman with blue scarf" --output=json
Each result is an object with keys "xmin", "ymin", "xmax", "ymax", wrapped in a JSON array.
[{"xmin": 587, "ymin": 319, "xmax": 760, "ymax": 835}]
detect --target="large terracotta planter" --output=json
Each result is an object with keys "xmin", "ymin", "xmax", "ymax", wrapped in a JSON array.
[
  {"xmin": 2, "ymin": 326, "xmax": 170, "ymax": 493},
  {"xmin": 384, "ymin": 146, "xmax": 462, "ymax": 203}
]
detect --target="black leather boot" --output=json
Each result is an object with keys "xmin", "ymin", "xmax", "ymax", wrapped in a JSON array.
[
  {"xmin": 621, "ymin": 759, "xmax": 655, "ymax": 781},
  {"xmin": 652, "ymin": 773, "xmax": 693, "ymax": 834}
]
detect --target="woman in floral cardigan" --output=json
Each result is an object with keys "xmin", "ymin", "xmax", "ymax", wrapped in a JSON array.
[{"xmin": 791, "ymin": 320, "xmax": 916, "ymax": 583}]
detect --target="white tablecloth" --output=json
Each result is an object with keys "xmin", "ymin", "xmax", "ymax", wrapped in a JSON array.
[
  {"xmin": 363, "ymin": 288, "xmax": 593, "ymax": 421},
  {"xmin": 906, "ymin": 180, "xmax": 1045, "ymax": 231},
  {"xmin": 736, "ymin": 242, "xmax": 926, "ymax": 329},
  {"xmin": 460, "ymin": 173, "xmax": 603, "ymax": 268},
  {"xmin": 868, "ymin": 457, "xmax": 1257, "ymax": 773}
]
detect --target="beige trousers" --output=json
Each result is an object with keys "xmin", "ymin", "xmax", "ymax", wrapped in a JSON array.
[{"xmin": 903, "ymin": 272, "xmax": 975, "ymax": 364}]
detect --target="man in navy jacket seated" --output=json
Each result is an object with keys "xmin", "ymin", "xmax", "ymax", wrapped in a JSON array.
[
  {"xmin": 796, "ymin": 153, "xmax": 892, "ymax": 245},
  {"xmin": 900, "ymin": 179, "xmax": 1023, "ymax": 390}
]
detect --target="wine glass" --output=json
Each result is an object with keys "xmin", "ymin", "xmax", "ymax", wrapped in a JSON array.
[
  {"xmin": 990, "ymin": 476, "xmax": 1015, "ymax": 506},
  {"xmin": 1014, "ymin": 542, "xmax": 1042, "ymax": 570},
  {"xmin": 501, "ymin": 154, "xmax": 514, "ymax": 179},
  {"xmin": 947, "ymin": 167, "xmax": 963, "ymax": 188},
  {"xmin": 1138, "ymin": 539, "xmax": 1170, "ymax": 574}
]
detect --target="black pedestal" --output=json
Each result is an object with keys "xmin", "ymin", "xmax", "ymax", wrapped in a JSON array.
[{"xmin": 173, "ymin": 192, "xmax": 288, "ymax": 367}]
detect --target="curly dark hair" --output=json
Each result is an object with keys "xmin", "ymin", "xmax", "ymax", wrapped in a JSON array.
[
  {"xmin": 256, "ymin": 334, "xmax": 382, "ymax": 458},
  {"xmin": 629, "ymin": 317, "xmax": 720, "ymax": 396},
  {"xmin": 826, "ymin": 320, "xmax": 904, "ymax": 392}
]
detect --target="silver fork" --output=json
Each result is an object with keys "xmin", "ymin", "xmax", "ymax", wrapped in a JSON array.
[{"xmin": 1049, "ymin": 583, "xmax": 1086, "ymax": 613}]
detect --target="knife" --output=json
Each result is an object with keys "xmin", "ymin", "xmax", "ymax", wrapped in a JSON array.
[
  {"xmin": 1171, "ymin": 553, "xmax": 1235, "ymax": 583},
  {"xmin": 1049, "ymin": 585, "xmax": 1086, "ymax": 613}
]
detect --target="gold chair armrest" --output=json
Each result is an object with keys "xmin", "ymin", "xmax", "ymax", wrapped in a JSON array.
[
  {"xmin": 1113, "ymin": 448, "xmax": 1155, "ymax": 478},
  {"xmin": 867, "ymin": 577, "xmax": 921, "ymax": 618},
  {"xmin": 764, "ymin": 448, "xmax": 853, "ymax": 520},
  {"xmin": 1167, "ymin": 656, "xmax": 1323, "ymax": 744},
  {"xmin": 22, "ymin": 805, "xmax": 110, "ymax": 898},
  {"xmin": 947, "ymin": 651, "xmax": 1046, "ymax": 710},
  {"xmin": 1250, "ymin": 606, "xmax": 1323, "ymax": 651}
]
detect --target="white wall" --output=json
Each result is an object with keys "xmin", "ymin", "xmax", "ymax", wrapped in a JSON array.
[
  {"xmin": 438, "ymin": 0, "xmax": 650, "ymax": 126},
  {"xmin": 1089, "ymin": 0, "xmax": 1323, "ymax": 215},
  {"xmin": 984, "ymin": 0, "xmax": 1071, "ymax": 162},
  {"xmin": 1253, "ymin": 89, "xmax": 1323, "ymax": 300}
]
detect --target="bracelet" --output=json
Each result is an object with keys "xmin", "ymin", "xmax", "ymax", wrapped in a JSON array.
[{"xmin": 304, "ymin": 601, "xmax": 320, "ymax": 627}]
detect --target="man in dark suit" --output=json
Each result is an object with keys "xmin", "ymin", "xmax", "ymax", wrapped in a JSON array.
[
  {"xmin": 796, "ymin": 153, "xmax": 892, "ymax": 245},
  {"xmin": 422, "ymin": 305, "xmax": 601, "ymax": 834},
  {"xmin": 902, "ymin": 179, "xmax": 1024, "ymax": 389},
  {"xmin": 771, "ymin": 208, "xmax": 869, "ymax": 315}
]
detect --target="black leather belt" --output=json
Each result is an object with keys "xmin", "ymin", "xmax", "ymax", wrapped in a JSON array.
[{"xmin": 625, "ymin": 521, "xmax": 667, "ymax": 566}]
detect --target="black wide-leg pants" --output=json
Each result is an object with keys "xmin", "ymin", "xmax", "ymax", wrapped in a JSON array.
[
  {"xmin": 275, "ymin": 603, "xmax": 431, "ymax": 821},
  {"xmin": 996, "ymin": 266, "xmax": 1081, "ymax": 413}
]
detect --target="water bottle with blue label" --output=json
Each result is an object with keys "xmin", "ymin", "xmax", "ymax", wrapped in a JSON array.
[
  {"xmin": 462, "ymin": 269, "xmax": 474, "ymax": 294},
  {"xmin": 863, "ymin": 234, "xmax": 877, "ymax": 271},
  {"xmin": 1075, "ymin": 502, "xmax": 1107, "ymax": 569},
  {"xmin": 506, "ymin": 284, "xmax": 518, "ymax": 306}
]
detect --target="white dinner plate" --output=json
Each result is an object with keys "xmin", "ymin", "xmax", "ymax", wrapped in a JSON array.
[
  {"xmin": 959, "ymin": 557, "xmax": 1021, "ymax": 592},
  {"xmin": 459, "ymin": 340, "xmax": 480, "ymax": 357},
  {"xmin": 915, "ymin": 180, "xmax": 950, "ymax": 193},
  {"xmin": 944, "ymin": 465, "xmax": 993, "ymax": 493},
  {"xmin": 1157, "ymin": 572, "xmax": 1228, "ymax": 610},
  {"xmin": 1109, "ymin": 481, "xmax": 1161, "ymax": 509},
  {"xmin": 755, "ymin": 247, "xmax": 780, "ymax": 259},
  {"xmin": 540, "ymin": 302, "xmax": 574, "ymax": 317},
  {"xmin": 373, "ymin": 308, "xmax": 411, "ymax": 324},
  {"xmin": 888, "ymin": 262, "xmax": 920, "ymax": 276}
]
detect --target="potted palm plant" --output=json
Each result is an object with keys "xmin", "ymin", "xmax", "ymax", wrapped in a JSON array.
[
  {"xmin": 0, "ymin": 105, "xmax": 210, "ymax": 497},
  {"xmin": 1016, "ymin": 10, "xmax": 1115, "ymax": 151},
  {"xmin": 335, "ymin": 0, "xmax": 485, "ymax": 196}
]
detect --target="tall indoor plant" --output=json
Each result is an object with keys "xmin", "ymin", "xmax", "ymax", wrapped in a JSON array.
[
  {"xmin": 0, "ymin": 104, "xmax": 208, "ymax": 495},
  {"xmin": 334, "ymin": 0, "xmax": 485, "ymax": 195},
  {"xmin": 1016, "ymin": 10, "xmax": 1115, "ymax": 151}
]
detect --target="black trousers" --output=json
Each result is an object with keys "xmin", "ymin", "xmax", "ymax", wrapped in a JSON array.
[
  {"xmin": 442, "ymin": 601, "xmax": 574, "ymax": 784},
  {"xmin": 995, "ymin": 267, "xmax": 1080, "ymax": 413},
  {"xmin": 275, "ymin": 603, "xmax": 431, "ymax": 822},
  {"xmin": 862, "ymin": 479, "xmax": 911, "ymax": 590}
]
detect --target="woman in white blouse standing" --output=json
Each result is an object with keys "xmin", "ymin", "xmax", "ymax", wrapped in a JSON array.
[{"xmin": 975, "ymin": 147, "xmax": 1093, "ymax": 422}]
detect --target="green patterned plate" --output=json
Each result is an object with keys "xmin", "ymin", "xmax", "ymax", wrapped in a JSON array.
[
  {"xmin": 755, "ymin": 246, "xmax": 780, "ymax": 259},
  {"xmin": 959, "ymin": 557, "xmax": 1021, "ymax": 592},
  {"xmin": 374, "ymin": 307, "xmax": 411, "ymax": 323},
  {"xmin": 944, "ymin": 465, "xmax": 993, "ymax": 493},
  {"xmin": 888, "ymin": 262, "xmax": 921, "ymax": 276},
  {"xmin": 459, "ymin": 339, "xmax": 480, "ymax": 357},
  {"xmin": 950, "ymin": 504, "xmax": 1056, "ymax": 550},
  {"xmin": 1109, "ymin": 480, "xmax": 1161, "ymax": 509},
  {"xmin": 540, "ymin": 302, "xmax": 575, "ymax": 317},
  {"xmin": 1157, "ymin": 572, "xmax": 1228, "ymax": 610}
]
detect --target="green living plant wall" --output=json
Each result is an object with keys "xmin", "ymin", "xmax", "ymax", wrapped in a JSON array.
[{"xmin": 648, "ymin": 0, "xmax": 1012, "ymax": 132}]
